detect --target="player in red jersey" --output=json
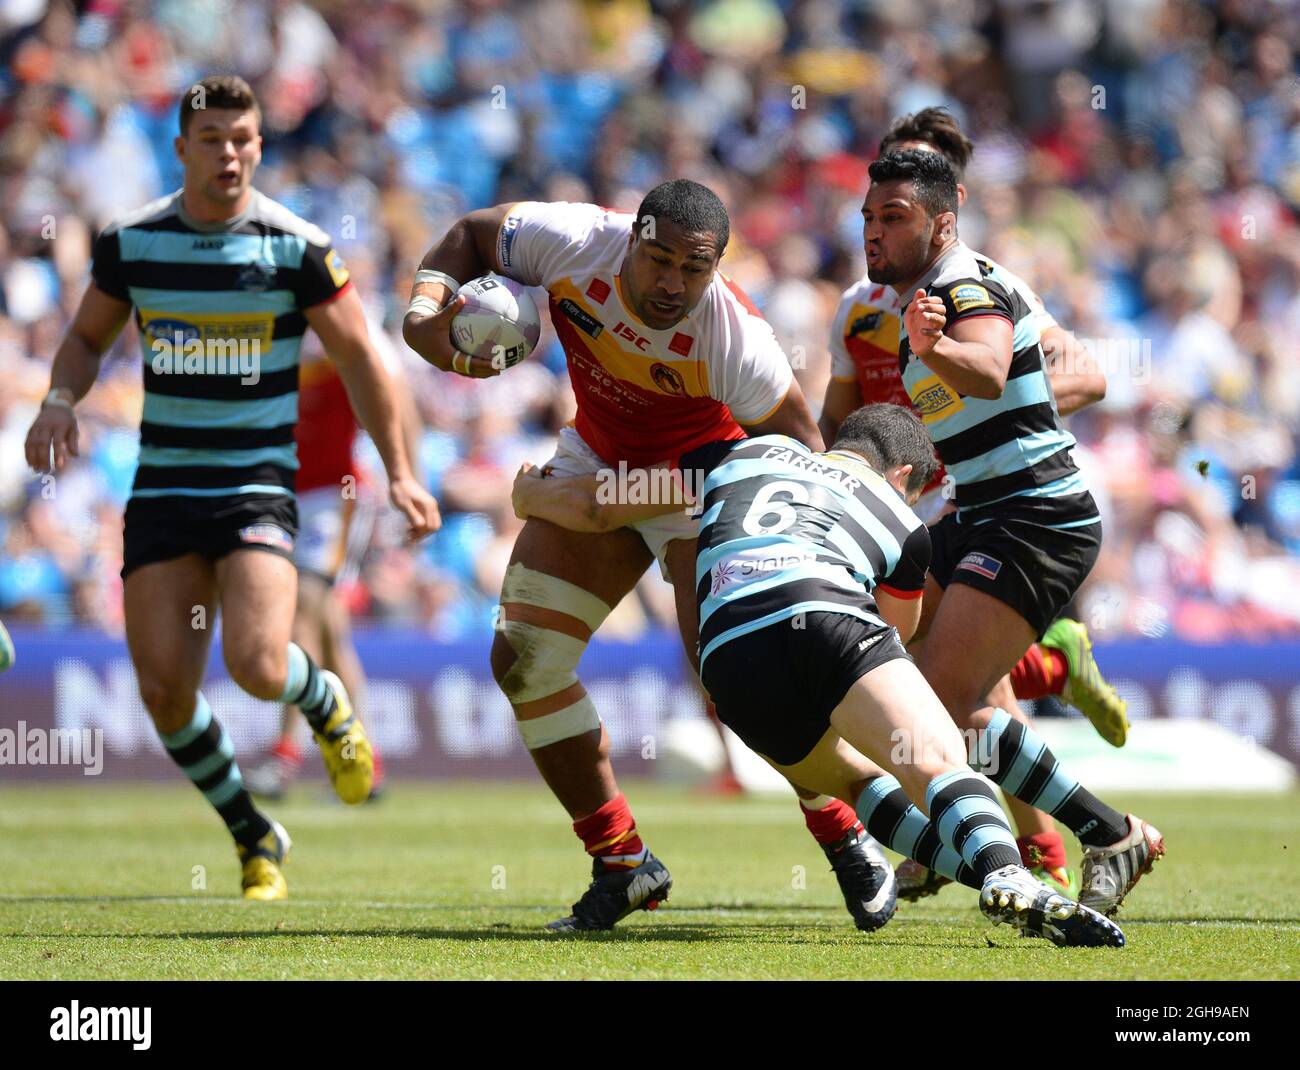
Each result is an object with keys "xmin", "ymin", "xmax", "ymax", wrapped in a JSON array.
[
  {"xmin": 822, "ymin": 109, "xmax": 1129, "ymax": 896},
  {"xmin": 405, "ymin": 182, "xmax": 894, "ymax": 931}
]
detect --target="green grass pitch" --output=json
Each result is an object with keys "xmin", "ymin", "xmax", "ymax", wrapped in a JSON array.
[{"xmin": 0, "ymin": 783, "xmax": 1296, "ymax": 979}]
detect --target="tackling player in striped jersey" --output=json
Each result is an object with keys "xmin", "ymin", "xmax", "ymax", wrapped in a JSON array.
[
  {"xmin": 24, "ymin": 75, "xmax": 440, "ymax": 899},
  {"xmin": 864, "ymin": 149, "xmax": 1163, "ymax": 914},
  {"xmin": 514, "ymin": 403, "xmax": 1126, "ymax": 947},
  {"xmin": 825, "ymin": 110, "xmax": 1130, "ymax": 896}
]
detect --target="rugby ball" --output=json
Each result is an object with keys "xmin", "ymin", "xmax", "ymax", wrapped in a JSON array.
[{"xmin": 450, "ymin": 274, "xmax": 541, "ymax": 370}]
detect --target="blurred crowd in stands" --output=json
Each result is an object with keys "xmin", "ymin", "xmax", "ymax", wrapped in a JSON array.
[{"xmin": 1, "ymin": 0, "xmax": 1297, "ymax": 640}]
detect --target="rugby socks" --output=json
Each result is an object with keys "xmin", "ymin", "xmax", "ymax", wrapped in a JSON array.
[
  {"xmin": 573, "ymin": 793, "xmax": 649, "ymax": 869},
  {"xmin": 1009, "ymin": 643, "xmax": 1068, "ymax": 700},
  {"xmin": 1018, "ymin": 830, "xmax": 1067, "ymax": 872},
  {"xmin": 926, "ymin": 770, "xmax": 1023, "ymax": 880},
  {"xmin": 980, "ymin": 707, "xmax": 1128, "ymax": 847},
  {"xmin": 160, "ymin": 693, "xmax": 271, "ymax": 849},
  {"xmin": 856, "ymin": 776, "xmax": 978, "ymax": 889},
  {"xmin": 799, "ymin": 795, "xmax": 863, "ymax": 846},
  {"xmin": 279, "ymin": 642, "xmax": 337, "ymax": 734}
]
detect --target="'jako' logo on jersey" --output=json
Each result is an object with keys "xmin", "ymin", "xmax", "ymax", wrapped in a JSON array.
[{"xmin": 650, "ymin": 362, "xmax": 687, "ymax": 396}]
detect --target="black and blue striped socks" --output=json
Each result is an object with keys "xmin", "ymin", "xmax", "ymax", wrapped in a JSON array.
[
  {"xmin": 979, "ymin": 708, "xmax": 1127, "ymax": 847},
  {"xmin": 279, "ymin": 642, "xmax": 336, "ymax": 733},
  {"xmin": 159, "ymin": 694, "xmax": 270, "ymax": 849},
  {"xmin": 858, "ymin": 771, "xmax": 1023, "ymax": 882}
]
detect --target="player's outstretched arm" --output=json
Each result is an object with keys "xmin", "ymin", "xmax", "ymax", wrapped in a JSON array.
[
  {"xmin": 743, "ymin": 380, "xmax": 825, "ymax": 452},
  {"xmin": 402, "ymin": 204, "xmax": 512, "ymax": 375},
  {"xmin": 307, "ymin": 286, "xmax": 441, "ymax": 540},
  {"xmin": 511, "ymin": 464, "xmax": 690, "ymax": 533},
  {"xmin": 1042, "ymin": 325, "xmax": 1106, "ymax": 416},
  {"xmin": 24, "ymin": 284, "xmax": 131, "ymax": 473}
]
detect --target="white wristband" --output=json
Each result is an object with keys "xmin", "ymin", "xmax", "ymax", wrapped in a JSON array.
[
  {"xmin": 414, "ymin": 269, "xmax": 462, "ymax": 294},
  {"xmin": 43, "ymin": 388, "xmax": 74, "ymax": 410}
]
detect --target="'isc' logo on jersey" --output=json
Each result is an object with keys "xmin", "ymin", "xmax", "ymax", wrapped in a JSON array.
[
  {"xmin": 909, "ymin": 373, "xmax": 964, "ymax": 424},
  {"xmin": 612, "ymin": 320, "xmax": 652, "ymax": 351}
]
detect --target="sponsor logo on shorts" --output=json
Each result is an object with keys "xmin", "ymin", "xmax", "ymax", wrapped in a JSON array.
[
  {"xmin": 650, "ymin": 362, "xmax": 687, "ymax": 395},
  {"xmin": 586, "ymin": 278, "xmax": 611, "ymax": 304},
  {"xmin": 557, "ymin": 298, "xmax": 604, "ymax": 339},
  {"xmin": 956, "ymin": 551, "xmax": 1001, "ymax": 580},
  {"xmin": 238, "ymin": 524, "xmax": 294, "ymax": 553},
  {"xmin": 858, "ymin": 634, "xmax": 883, "ymax": 652},
  {"xmin": 497, "ymin": 212, "xmax": 521, "ymax": 267},
  {"xmin": 950, "ymin": 283, "xmax": 994, "ymax": 313}
]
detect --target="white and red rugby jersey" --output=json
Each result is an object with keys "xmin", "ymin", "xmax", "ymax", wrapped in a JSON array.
[{"xmin": 495, "ymin": 201, "xmax": 793, "ymax": 469}]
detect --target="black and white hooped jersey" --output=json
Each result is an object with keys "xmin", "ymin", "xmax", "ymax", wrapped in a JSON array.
[
  {"xmin": 682, "ymin": 435, "xmax": 931, "ymax": 670},
  {"xmin": 898, "ymin": 242, "xmax": 1097, "ymax": 526}
]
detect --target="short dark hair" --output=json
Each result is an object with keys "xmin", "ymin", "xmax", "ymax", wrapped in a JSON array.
[
  {"xmin": 867, "ymin": 149, "xmax": 958, "ymax": 220},
  {"xmin": 179, "ymin": 74, "xmax": 261, "ymax": 136},
  {"xmin": 879, "ymin": 107, "xmax": 974, "ymax": 180},
  {"xmin": 832, "ymin": 403, "xmax": 939, "ymax": 497},
  {"xmin": 634, "ymin": 179, "xmax": 730, "ymax": 257}
]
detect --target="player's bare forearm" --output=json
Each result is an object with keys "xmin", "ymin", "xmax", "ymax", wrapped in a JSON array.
[
  {"xmin": 403, "ymin": 205, "xmax": 512, "ymax": 368},
  {"xmin": 1043, "ymin": 326, "xmax": 1106, "ymax": 415},
  {"xmin": 25, "ymin": 284, "xmax": 131, "ymax": 472},
  {"xmin": 819, "ymin": 377, "xmax": 861, "ymax": 447},
  {"xmin": 919, "ymin": 316, "xmax": 1013, "ymax": 400},
  {"xmin": 512, "ymin": 467, "xmax": 686, "ymax": 532},
  {"xmin": 48, "ymin": 332, "xmax": 106, "ymax": 402},
  {"xmin": 744, "ymin": 381, "xmax": 825, "ymax": 451},
  {"xmin": 49, "ymin": 284, "xmax": 132, "ymax": 399}
]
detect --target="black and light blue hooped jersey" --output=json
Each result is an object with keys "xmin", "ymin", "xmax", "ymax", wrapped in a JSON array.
[
  {"xmin": 683, "ymin": 435, "xmax": 931, "ymax": 670},
  {"xmin": 898, "ymin": 242, "xmax": 1097, "ymax": 526},
  {"xmin": 90, "ymin": 189, "xmax": 352, "ymax": 500}
]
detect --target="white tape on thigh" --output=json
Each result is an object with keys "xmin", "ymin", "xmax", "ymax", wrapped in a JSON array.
[
  {"xmin": 516, "ymin": 695, "xmax": 601, "ymax": 750},
  {"xmin": 499, "ymin": 563, "xmax": 612, "ymax": 633}
]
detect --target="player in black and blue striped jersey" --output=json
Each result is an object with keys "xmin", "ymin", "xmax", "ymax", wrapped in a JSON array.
[
  {"xmin": 863, "ymin": 149, "xmax": 1163, "ymax": 915},
  {"xmin": 24, "ymin": 75, "xmax": 441, "ymax": 901},
  {"xmin": 512, "ymin": 403, "xmax": 1126, "ymax": 946}
]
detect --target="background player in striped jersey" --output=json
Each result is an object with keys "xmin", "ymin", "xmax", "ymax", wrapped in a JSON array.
[
  {"xmin": 23, "ymin": 75, "xmax": 440, "ymax": 899},
  {"xmin": 865, "ymin": 149, "xmax": 1163, "ymax": 914},
  {"xmin": 824, "ymin": 109, "xmax": 1130, "ymax": 896},
  {"xmin": 406, "ymin": 182, "xmax": 898, "ymax": 932},
  {"xmin": 513, "ymin": 404, "xmax": 1124, "ymax": 947}
]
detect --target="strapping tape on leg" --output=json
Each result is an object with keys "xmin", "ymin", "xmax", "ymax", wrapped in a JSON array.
[
  {"xmin": 497, "ymin": 564, "xmax": 612, "ymax": 747},
  {"xmin": 516, "ymin": 689, "xmax": 601, "ymax": 750}
]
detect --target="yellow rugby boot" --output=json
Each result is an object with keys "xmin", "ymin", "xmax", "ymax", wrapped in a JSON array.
[
  {"xmin": 1041, "ymin": 618, "xmax": 1129, "ymax": 747},
  {"xmin": 312, "ymin": 670, "xmax": 374, "ymax": 804},
  {"xmin": 238, "ymin": 820, "xmax": 291, "ymax": 901}
]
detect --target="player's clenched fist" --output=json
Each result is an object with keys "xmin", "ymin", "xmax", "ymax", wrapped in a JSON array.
[
  {"xmin": 904, "ymin": 289, "xmax": 947, "ymax": 357},
  {"xmin": 388, "ymin": 476, "xmax": 443, "ymax": 541},
  {"xmin": 25, "ymin": 396, "xmax": 79, "ymax": 473}
]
